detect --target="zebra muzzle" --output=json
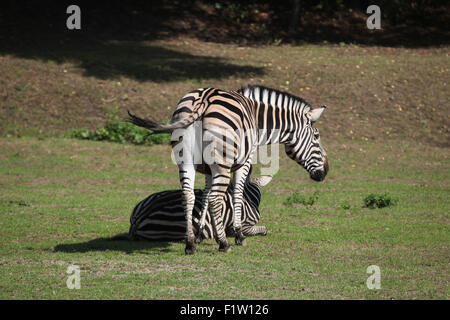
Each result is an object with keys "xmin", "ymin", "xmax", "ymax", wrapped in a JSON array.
[{"xmin": 310, "ymin": 157, "xmax": 328, "ymax": 182}]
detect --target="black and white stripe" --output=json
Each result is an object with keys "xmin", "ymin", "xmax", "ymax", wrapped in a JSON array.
[
  {"xmin": 128, "ymin": 85, "xmax": 328, "ymax": 254},
  {"xmin": 128, "ymin": 168, "xmax": 271, "ymax": 241}
]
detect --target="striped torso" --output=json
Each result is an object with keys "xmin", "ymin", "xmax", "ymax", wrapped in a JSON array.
[
  {"xmin": 170, "ymin": 87, "xmax": 258, "ymax": 174},
  {"xmin": 129, "ymin": 179, "xmax": 265, "ymax": 241}
]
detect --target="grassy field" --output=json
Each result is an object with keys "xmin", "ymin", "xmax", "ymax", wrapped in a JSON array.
[
  {"xmin": 0, "ymin": 38, "xmax": 449, "ymax": 299},
  {"xmin": 0, "ymin": 136, "xmax": 448, "ymax": 299}
]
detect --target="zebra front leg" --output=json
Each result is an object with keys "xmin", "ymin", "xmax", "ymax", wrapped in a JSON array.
[
  {"xmin": 195, "ymin": 174, "xmax": 212, "ymax": 244},
  {"xmin": 180, "ymin": 165, "xmax": 197, "ymax": 255},
  {"xmin": 232, "ymin": 162, "xmax": 252, "ymax": 246}
]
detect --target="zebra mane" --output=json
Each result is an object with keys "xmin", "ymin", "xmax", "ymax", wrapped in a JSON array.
[{"xmin": 237, "ymin": 85, "xmax": 312, "ymax": 112}]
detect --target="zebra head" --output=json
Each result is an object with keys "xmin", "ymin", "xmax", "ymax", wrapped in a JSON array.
[
  {"xmin": 237, "ymin": 84, "xmax": 329, "ymax": 182},
  {"xmin": 285, "ymin": 105, "xmax": 329, "ymax": 182}
]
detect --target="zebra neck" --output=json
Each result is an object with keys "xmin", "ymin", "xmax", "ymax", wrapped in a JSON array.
[
  {"xmin": 255, "ymin": 102, "xmax": 299, "ymax": 145},
  {"xmin": 239, "ymin": 85, "xmax": 313, "ymax": 146}
]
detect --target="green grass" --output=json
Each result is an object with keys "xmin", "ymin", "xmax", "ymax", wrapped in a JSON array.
[
  {"xmin": 283, "ymin": 191, "xmax": 319, "ymax": 206},
  {"xmin": 363, "ymin": 193, "xmax": 398, "ymax": 209},
  {"xmin": 69, "ymin": 119, "xmax": 171, "ymax": 145},
  {"xmin": 0, "ymin": 136, "xmax": 448, "ymax": 299}
]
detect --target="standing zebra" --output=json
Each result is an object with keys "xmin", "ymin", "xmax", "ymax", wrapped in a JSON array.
[
  {"xmin": 128, "ymin": 85, "xmax": 328, "ymax": 254},
  {"xmin": 128, "ymin": 166, "xmax": 272, "ymax": 241}
]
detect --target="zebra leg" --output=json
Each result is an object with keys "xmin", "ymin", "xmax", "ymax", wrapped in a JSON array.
[
  {"xmin": 242, "ymin": 225, "xmax": 268, "ymax": 236},
  {"xmin": 232, "ymin": 161, "xmax": 252, "ymax": 246},
  {"xmin": 179, "ymin": 164, "xmax": 197, "ymax": 255},
  {"xmin": 209, "ymin": 167, "xmax": 231, "ymax": 253},
  {"xmin": 195, "ymin": 174, "xmax": 212, "ymax": 244}
]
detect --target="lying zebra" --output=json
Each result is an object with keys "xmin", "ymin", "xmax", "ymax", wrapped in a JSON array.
[{"xmin": 128, "ymin": 168, "xmax": 272, "ymax": 241}]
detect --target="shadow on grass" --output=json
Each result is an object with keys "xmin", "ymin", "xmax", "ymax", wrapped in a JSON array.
[
  {"xmin": 53, "ymin": 233, "xmax": 176, "ymax": 254},
  {"xmin": 1, "ymin": 42, "xmax": 264, "ymax": 83}
]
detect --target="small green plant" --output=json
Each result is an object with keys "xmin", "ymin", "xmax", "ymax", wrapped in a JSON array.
[
  {"xmin": 70, "ymin": 120, "xmax": 171, "ymax": 145},
  {"xmin": 340, "ymin": 202, "xmax": 351, "ymax": 210},
  {"xmin": 363, "ymin": 192, "xmax": 398, "ymax": 209},
  {"xmin": 284, "ymin": 191, "xmax": 319, "ymax": 206}
]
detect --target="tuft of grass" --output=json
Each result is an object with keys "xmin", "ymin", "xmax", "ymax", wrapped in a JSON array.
[
  {"xmin": 69, "ymin": 120, "xmax": 171, "ymax": 145},
  {"xmin": 363, "ymin": 192, "xmax": 398, "ymax": 209},
  {"xmin": 284, "ymin": 191, "xmax": 319, "ymax": 206},
  {"xmin": 340, "ymin": 202, "xmax": 351, "ymax": 210}
]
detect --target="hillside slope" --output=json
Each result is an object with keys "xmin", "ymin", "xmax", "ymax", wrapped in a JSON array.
[{"xmin": 1, "ymin": 38, "xmax": 448, "ymax": 147}]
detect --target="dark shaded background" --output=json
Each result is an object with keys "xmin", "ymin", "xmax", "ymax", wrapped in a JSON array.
[{"xmin": 1, "ymin": 0, "xmax": 449, "ymax": 48}]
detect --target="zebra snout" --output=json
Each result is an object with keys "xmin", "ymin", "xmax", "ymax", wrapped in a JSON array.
[{"xmin": 310, "ymin": 170, "xmax": 325, "ymax": 181}]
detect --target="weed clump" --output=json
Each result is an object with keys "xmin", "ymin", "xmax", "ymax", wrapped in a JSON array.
[
  {"xmin": 284, "ymin": 191, "xmax": 319, "ymax": 206},
  {"xmin": 363, "ymin": 193, "xmax": 397, "ymax": 209},
  {"xmin": 340, "ymin": 202, "xmax": 351, "ymax": 210},
  {"xmin": 70, "ymin": 120, "xmax": 171, "ymax": 145}
]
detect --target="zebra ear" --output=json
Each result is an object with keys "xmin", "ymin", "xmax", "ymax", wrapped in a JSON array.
[
  {"xmin": 307, "ymin": 105, "xmax": 327, "ymax": 122},
  {"xmin": 255, "ymin": 175, "xmax": 272, "ymax": 187}
]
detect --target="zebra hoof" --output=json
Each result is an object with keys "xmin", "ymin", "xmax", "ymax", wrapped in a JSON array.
[
  {"xmin": 234, "ymin": 228, "xmax": 246, "ymax": 246},
  {"xmin": 235, "ymin": 231, "xmax": 247, "ymax": 246},
  {"xmin": 184, "ymin": 247, "xmax": 197, "ymax": 254},
  {"xmin": 218, "ymin": 243, "xmax": 231, "ymax": 253},
  {"xmin": 194, "ymin": 234, "xmax": 203, "ymax": 244},
  {"xmin": 185, "ymin": 245, "xmax": 196, "ymax": 255},
  {"xmin": 235, "ymin": 237, "xmax": 247, "ymax": 246}
]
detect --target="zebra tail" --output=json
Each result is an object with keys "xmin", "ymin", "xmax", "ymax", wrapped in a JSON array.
[{"xmin": 127, "ymin": 109, "xmax": 196, "ymax": 133}]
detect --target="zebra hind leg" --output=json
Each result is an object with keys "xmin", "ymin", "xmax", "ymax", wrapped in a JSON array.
[
  {"xmin": 210, "ymin": 195, "xmax": 231, "ymax": 253},
  {"xmin": 195, "ymin": 174, "xmax": 212, "ymax": 244},
  {"xmin": 180, "ymin": 165, "xmax": 197, "ymax": 255},
  {"xmin": 232, "ymin": 162, "xmax": 253, "ymax": 246},
  {"xmin": 209, "ymin": 167, "xmax": 231, "ymax": 253}
]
